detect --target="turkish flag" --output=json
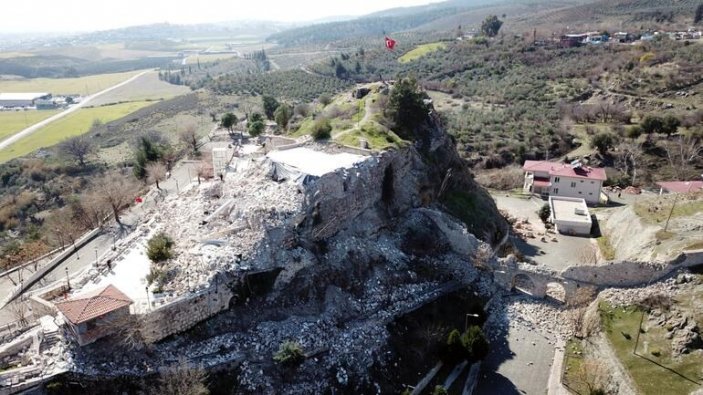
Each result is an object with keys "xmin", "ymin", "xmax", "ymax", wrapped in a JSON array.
[
  {"xmin": 385, "ymin": 36, "xmax": 396, "ymax": 50},
  {"xmin": 135, "ymin": 196, "xmax": 143, "ymax": 203}
]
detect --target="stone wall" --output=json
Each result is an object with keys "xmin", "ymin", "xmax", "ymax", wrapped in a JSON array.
[
  {"xmin": 305, "ymin": 149, "xmax": 422, "ymax": 240},
  {"xmin": 561, "ymin": 249, "xmax": 703, "ymax": 287},
  {"xmin": 141, "ymin": 280, "xmax": 234, "ymax": 344}
]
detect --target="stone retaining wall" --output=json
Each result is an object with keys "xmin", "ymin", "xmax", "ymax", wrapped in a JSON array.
[
  {"xmin": 561, "ymin": 249, "xmax": 703, "ymax": 287},
  {"xmin": 141, "ymin": 280, "xmax": 234, "ymax": 344}
]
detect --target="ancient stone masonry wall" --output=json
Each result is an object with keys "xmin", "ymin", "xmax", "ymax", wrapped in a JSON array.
[
  {"xmin": 561, "ymin": 249, "xmax": 703, "ymax": 287},
  {"xmin": 304, "ymin": 148, "xmax": 423, "ymax": 241},
  {"xmin": 141, "ymin": 280, "xmax": 234, "ymax": 344}
]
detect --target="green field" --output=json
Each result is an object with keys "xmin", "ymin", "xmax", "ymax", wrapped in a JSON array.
[
  {"xmin": 398, "ymin": 42, "xmax": 447, "ymax": 63},
  {"xmin": 0, "ymin": 110, "xmax": 61, "ymax": 142},
  {"xmin": 0, "ymin": 70, "xmax": 144, "ymax": 96},
  {"xmin": 600, "ymin": 302, "xmax": 703, "ymax": 395},
  {"xmin": 0, "ymin": 101, "xmax": 152, "ymax": 163}
]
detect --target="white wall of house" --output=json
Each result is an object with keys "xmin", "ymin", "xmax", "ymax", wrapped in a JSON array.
[{"xmin": 549, "ymin": 176, "xmax": 602, "ymax": 204}]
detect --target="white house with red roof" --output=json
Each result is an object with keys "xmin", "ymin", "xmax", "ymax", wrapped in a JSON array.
[{"xmin": 522, "ymin": 160, "xmax": 607, "ymax": 204}]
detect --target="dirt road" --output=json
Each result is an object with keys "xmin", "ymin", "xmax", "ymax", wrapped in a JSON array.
[{"xmin": 0, "ymin": 70, "xmax": 151, "ymax": 151}]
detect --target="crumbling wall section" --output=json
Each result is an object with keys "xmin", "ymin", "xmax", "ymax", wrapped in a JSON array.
[
  {"xmin": 305, "ymin": 148, "xmax": 423, "ymax": 240},
  {"xmin": 141, "ymin": 282, "xmax": 234, "ymax": 344}
]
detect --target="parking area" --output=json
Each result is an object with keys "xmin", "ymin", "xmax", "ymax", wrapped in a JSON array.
[{"xmin": 492, "ymin": 193, "xmax": 597, "ymax": 271}]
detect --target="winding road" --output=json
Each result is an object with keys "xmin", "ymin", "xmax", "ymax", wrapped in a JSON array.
[{"xmin": 0, "ymin": 70, "xmax": 151, "ymax": 151}]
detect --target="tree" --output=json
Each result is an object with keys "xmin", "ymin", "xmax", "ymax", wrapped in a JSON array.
[
  {"xmin": 274, "ymin": 104, "xmax": 292, "ymax": 131},
  {"xmin": 9, "ymin": 297, "xmax": 30, "ymax": 328},
  {"xmin": 695, "ymin": 3, "xmax": 703, "ymax": 24},
  {"xmin": 319, "ymin": 94, "xmax": 332, "ymax": 106},
  {"xmin": 146, "ymin": 162, "xmax": 167, "ymax": 190},
  {"xmin": 641, "ymin": 115, "xmax": 664, "ymax": 135},
  {"xmin": 310, "ymin": 118, "xmax": 332, "ymax": 140},
  {"xmin": 248, "ymin": 113, "xmax": 265, "ymax": 137},
  {"xmin": 616, "ymin": 141, "xmax": 644, "ymax": 185},
  {"xmin": 59, "ymin": 136, "xmax": 97, "ymax": 167},
  {"xmin": 481, "ymin": 15, "xmax": 503, "ymax": 37},
  {"xmin": 590, "ymin": 132, "xmax": 618, "ymax": 155},
  {"xmin": 262, "ymin": 95, "xmax": 279, "ymax": 120},
  {"xmin": 664, "ymin": 134, "xmax": 703, "ymax": 179},
  {"xmin": 538, "ymin": 203, "xmax": 551, "ymax": 223},
  {"xmin": 196, "ymin": 152, "xmax": 213, "ymax": 185},
  {"xmin": 386, "ymin": 77, "xmax": 430, "ymax": 140},
  {"xmin": 220, "ymin": 113, "xmax": 237, "ymax": 135},
  {"xmin": 92, "ymin": 172, "xmax": 139, "ymax": 226},
  {"xmin": 133, "ymin": 134, "xmax": 166, "ymax": 179},
  {"xmin": 147, "ymin": 232, "xmax": 174, "ymax": 262},
  {"xmin": 45, "ymin": 208, "xmax": 82, "ymax": 250},
  {"xmin": 179, "ymin": 123, "xmax": 200, "ymax": 156},
  {"xmin": 662, "ymin": 114, "xmax": 680, "ymax": 137},
  {"xmin": 156, "ymin": 357, "xmax": 209, "ymax": 395}
]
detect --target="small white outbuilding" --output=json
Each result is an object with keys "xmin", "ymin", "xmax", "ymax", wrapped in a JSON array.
[{"xmin": 548, "ymin": 196, "xmax": 592, "ymax": 236}]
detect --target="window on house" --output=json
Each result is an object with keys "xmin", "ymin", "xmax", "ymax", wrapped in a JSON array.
[
  {"xmin": 570, "ymin": 182, "xmax": 576, "ymax": 188},
  {"xmin": 589, "ymin": 193, "xmax": 593, "ymax": 195},
  {"xmin": 554, "ymin": 177, "xmax": 560, "ymax": 183},
  {"xmin": 554, "ymin": 188, "xmax": 559, "ymax": 194},
  {"xmin": 591, "ymin": 181, "xmax": 594, "ymax": 184},
  {"xmin": 579, "ymin": 191, "xmax": 582, "ymax": 194},
  {"xmin": 580, "ymin": 180, "xmax": 584, "ymax": 183}
]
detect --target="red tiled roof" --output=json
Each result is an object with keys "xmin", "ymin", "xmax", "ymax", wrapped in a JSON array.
[
  {"xmin": 656, "ymin": 181, "xmax": 703, "ymax": 194},
  {"xmin": 533, "ymin": 179, "xmax": 551, "ymax": 187},
  {"xmin": 522, "ymin": 160, "xmax": 607, "ymax": 181},
  {"xmin": 55, "ymin": 284, "xmax": 133, "ymax": 325}
]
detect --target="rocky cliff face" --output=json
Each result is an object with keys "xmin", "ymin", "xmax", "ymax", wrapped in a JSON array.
[{"xmin": 68, "ymin": 104, "xmax": 506, "ymax": 394}]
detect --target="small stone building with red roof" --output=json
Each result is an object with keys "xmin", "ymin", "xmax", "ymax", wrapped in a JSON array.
[
  {"xmin": 54, "ymin": 284, "xmax": 133, "ymax": 346},
  {"xmin": 522, "ymin": 160, "xmax": 607, "ymax": 204}
]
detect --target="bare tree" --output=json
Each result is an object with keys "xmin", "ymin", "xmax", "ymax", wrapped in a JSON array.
[
  {"xmin": 664, "ymin": 134, "xmax": 703, "ymax": 179},
  {"xmin": 45, "ymin": 208, "xmax": 82, "ymax": 250},
  {"xmin": 9, "ymin": 297, "xmax": 31, "ymax": 328},
  {"xmin": 97, "ymin": 313, "xmax": 148, "ymax": 351},
  {"xmin": 59, "ymin": 136, "xmax": 97, "ymax": 167},
  {"xmin": 571, "ymin": 359, "xmax": 611, "ymax": 395},
  {"xmin": 179, "ymin": 123, "xmax": 200, "ymax": 156},
  {"xmin": 616, "ymin": 140, "xmax": 644, "ymax": 186},
  {"xmin": 92, "ymin": 173, "xmax": 139, "ymax": 226},
  {"xmin": 196, "ymin": 152, "xmax": 213, "ymax": 185},
  {"xmin": 155, "ymin": 357, "xmax": 209, "ymax": 395},
  {"xmin": 71, "ymin": 190, "xmax": 111, "ymax": 230},
  {"xmin": 146, "ymin": 162, "xmax": 167, "ymax": 190}
]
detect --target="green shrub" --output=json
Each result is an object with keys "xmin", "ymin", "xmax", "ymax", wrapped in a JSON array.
[
  {"xmin": 273, "ymin": 340, "xmax": 305, "ymax": 365},
  {"xmin": 432, "ymin": 385, "xmax": 448, "ymax": 395},
  {"xmin": 310, "ymin": 118, "xmax": 332, "ymax": 140},
  {"xmin": 146, "ymin": 232, "xmax": 174, "ymax": 262},
  {"xmin": 538, "ymin": 203, "xmax": 551, "ymax": 223}
]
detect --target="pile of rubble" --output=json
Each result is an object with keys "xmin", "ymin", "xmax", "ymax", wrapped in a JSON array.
[{"xmin": 145, "ymin": 155, "xmax": 305, "ymax": 295}]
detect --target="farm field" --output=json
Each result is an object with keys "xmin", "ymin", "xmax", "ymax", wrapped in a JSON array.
[
  {"xmin": 0, "ymin": 101, "xmax": 152, "ymax": 163},
  {"xmin": 398, "ymin": 42, "xmax": 446, "ymax": 63},
  {"xmin": 0, "ymin": 110, "xmax": 61, "ymax": 142},
  {"xmin": 88, "ymin": 71, "xmax": 191, "ymax": 106},
  {"xmin": 0, "ymin": 70, "xmax": 145, "ymax": 95},
  {"xmin": 184, "ymin": 53, "xmax": 238, "ymax": 64}
]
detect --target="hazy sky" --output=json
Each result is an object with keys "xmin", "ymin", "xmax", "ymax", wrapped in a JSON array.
[{"xmin": 0, "ymin": 0, "xmax": 443, "ymax": 33}]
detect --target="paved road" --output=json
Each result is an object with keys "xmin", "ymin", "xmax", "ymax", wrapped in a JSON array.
[
  {"xmin": 493, "ymin": 193, "xmax": 596, "ymax": 271},
  {"xmin": 476, "ymin": 322, "xmax": 556, "ymax": 395},
  {"xmin": 0, "ymin": 70, "xmax": 151, "ymax": 150}
]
